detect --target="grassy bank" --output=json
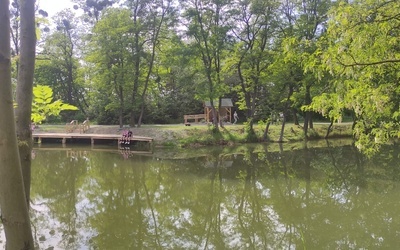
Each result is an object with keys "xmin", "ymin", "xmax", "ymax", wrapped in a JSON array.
[
  {"xmin": 176, "ymin": 122, "xmax": 353, "ymax": 147},
  {"xmin": 36, "ymin": 122, "xmax": 354, "ymax": 148}
]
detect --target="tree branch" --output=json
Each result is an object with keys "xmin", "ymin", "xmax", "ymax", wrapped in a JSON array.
[{"xmin": 338, "ymin": 56, "xmax": 400, "ymax": 67}]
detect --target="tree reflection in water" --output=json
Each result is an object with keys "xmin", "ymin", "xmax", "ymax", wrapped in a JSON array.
[{"xmin": 3, "ymin": 142, "xmax": 399, "ymax": 249}]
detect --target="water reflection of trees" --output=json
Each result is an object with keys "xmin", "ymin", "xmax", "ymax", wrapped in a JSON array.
[
  {"xmin": 28, "ymin": 144, "xmax": 400, "ymax": 249},
  {"xmin": 31, "ymin": 150, "xmax": 89, "ymax": 249}
]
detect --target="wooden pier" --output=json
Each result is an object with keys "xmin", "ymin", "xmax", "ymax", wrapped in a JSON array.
[{"xmin": 33, "ymin": 132, "xmax": 153, "ymax": 147}]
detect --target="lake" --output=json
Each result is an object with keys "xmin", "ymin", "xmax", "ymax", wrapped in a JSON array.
[{"xmin": 1, "ymin": 139, "xmax": 400, "ymax": 249}]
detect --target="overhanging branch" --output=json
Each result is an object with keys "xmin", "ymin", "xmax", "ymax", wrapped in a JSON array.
[{"xmin": 338, "ymin": 56, "xmax": 400, "ymax": 67}]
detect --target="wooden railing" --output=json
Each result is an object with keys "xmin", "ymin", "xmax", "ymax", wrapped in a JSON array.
[
  {"xmin": 80, "ymin": 119, "xmax": 90, "ymax": 133},
  {"xmin": 184, "ymin": 114, "xmax": 206, "ymax": 124},
  {"xmin": 65, "ymin": 120, "xmax": 78, "ymax": 133}
]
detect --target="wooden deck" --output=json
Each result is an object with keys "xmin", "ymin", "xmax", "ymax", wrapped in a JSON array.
[
  {"xmin": 33, "ymin": 132, "xmax": 153, "ymax": 147},
  {"xmin": 33, "ymin": 147, "xmax": 154, "ymax": 158}
]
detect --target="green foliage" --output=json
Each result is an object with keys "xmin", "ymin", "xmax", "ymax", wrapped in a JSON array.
[
  {"xmin": 224, "ymin": 0, "xmax": 280, "ymax": 126},
  {"xmin": 149, "ymin": 35, "xmax": 203, "ymax": 123},
  {"xmin": 86, "ymin": 8, "xmax": 136, "ymax": 124},
  {"xmin": 32, "ymin": 85, "xmax": 78, "ymax": 124},
  {"xmin": 310, "ymin": 0, "xmax": 400, "ymax": 155},
  {"xmin": 303, "ymin": 93, "xmax": 344, "ymax": 122},
  {"xmin": 182, "ymin": 0, "xmax": 232, "ymax": 124},
  {"xmin": 25, "ymin": 0, "xmax": 400, "ymax": 157},
  {"xmin": 35, "ymin": 10, "xmax": 87, "ymax": 121}
]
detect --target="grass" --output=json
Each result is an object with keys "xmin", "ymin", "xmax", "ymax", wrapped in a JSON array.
[
  {"xmin": 172, "ymin": 122, "xmax": 353, "ymax": 147},
  {"xmin": 36, "ymin": 122, "xmax": 354, "ymax": 147},
  {"xmin": 36, "ymin": 124, "xmax": 67, "ymax": 132}
]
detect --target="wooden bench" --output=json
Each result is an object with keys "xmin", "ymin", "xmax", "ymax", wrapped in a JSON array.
[
  {"xmin": 184, "ymin": 114, "xmax": 206, "ymax": 125},
  {"xmin": 80, "ymin": 119, "xmax": 90, "ymax": 133},
  {"xmin": 65, "ymin": 120, "xmax": 78, "ymax": 133}
]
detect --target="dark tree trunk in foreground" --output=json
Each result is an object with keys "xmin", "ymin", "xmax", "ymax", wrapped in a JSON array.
[
  {"xmin": 0, "ymin": 0, "xmax": 35, "ymax": 247},
  {"xmin": 15, "ymin": 0, "xmax": 36, "ymax": 206}
]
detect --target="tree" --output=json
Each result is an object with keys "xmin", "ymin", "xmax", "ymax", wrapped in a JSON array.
[
  {"xmin": 87, "ymin": 8, "xmax": 134, "ymax": 127},
  {"xmin": 10, "ymin": 0, "xmax": 48, "ymax": 78},
  {"xmin": 37, "ymin": 10, "xmax": 88, "ymax": 116},
  {"xmin": 117, "ymin": 0, "xmax": 176, "ymax": 127},
  {"xmin": 132, "ymin": 0, "xmax": 176, "ymax": 127},
  {"xmin": 0, "ymin": 0, "xmax": 34, "ymax": 247},
  {"xmin": 274, "ymin": 0, "xmax": 332, "ymax": 138},
  {"xmin": 15, "ymin": 0, "xmax": 38, "ymax": 205},
  {"xmin": 181, "ymin": 0, "xmax": 233, "ymax": 130},
  {"xmin": 11, "ymin": 0, "xmax": 50, "ymax": 205},
  {"xmin": 313, "ymin": 0, "xmax": 400, "ymax": 154},
  {"xmin": 151, "ymin": 34, "xmax": 204, "ymax": 123},
  {"xmin": 299, "ymin": 0, "xmax": 331, "ymax": 135},
  {"xmin": 226, "ymin": 0, "xmax": 280, "ymax": 136},
  {"xmin": 72, "ymin": 0, "xmax": 116, "ymax": 23},
  {"xmin": 268, "ymin": 51, "xmax": 303, "ymax": 142}
]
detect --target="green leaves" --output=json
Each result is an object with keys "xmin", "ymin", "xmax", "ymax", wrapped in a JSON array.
[
  {"xmin": 33, "ymin": 85, "xmax": 53, "ymax": 105},
  {"xmin": 314, "ymin": 0, "xmax": 400, "ymax": 155},
  {"xmin": 32, "ymin": 85, "xmax": 78, "ymax": 124},
  {"xmin": 324, "ymin": 0, "xmax": 400, "ymax": 75}
]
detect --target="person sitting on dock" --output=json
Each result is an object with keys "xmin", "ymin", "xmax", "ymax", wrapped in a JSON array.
[{"xmin": 120, "ymin": 130, "xmax": 133, "ymax": 145}]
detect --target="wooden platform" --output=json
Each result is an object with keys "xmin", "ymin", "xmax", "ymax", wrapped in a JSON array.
[
  {"xmin": 33, "ymin": 132, "xmax": 153, "ymax": 147},
  {"xmin": 33, "ymin": 147, "xmax": 154, "ymax": 158},
  {"xmin": 184, "ymin": 114, "xmax": 206, "ymax": 124}
]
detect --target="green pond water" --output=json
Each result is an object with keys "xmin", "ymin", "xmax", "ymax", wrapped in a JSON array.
[{"xmin": 1, "ymin": 140, "xmax": 400, "ymax": 249}]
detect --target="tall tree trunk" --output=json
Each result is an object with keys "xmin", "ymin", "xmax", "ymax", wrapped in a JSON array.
[
  {"xmin": 303, "ymin": 112, "xmax": 309, "ymax": 137},
  {"xmin": 218, "ymin": 97, "xmax": 224, "ymax": 128},
  {"xmin": 263, "ymin": 121, "xmax": 271, "ymax": 141},
  {"xmin": 210, "ymin": 101, "xmax": 219, "ymax": 130},
  {"xmin": 279, "ymin": 85, "xmax": 294, "ymax": 142},
  {"xmin": 15, "ymin": 0, "xmax": 36, "ymax": 206},
  {"xmin": 325, "ymin": 120, "xmax": 333, "ymax": 139},
  {"xmin": 117, "ymin": 79, "xmax": 124, "ymax": 128},
  {"xmin": 0, "ymin": 0, "xmax": 34, "ymax": 247},
  {"xmin": 129, "ymin": 17, "xmax": 140, "ymax": 127},
  {"xmin": 278, "ymin": 113, "xmax": 286, "ymax": 142},
  {"xmin": 138, "ymin": 4, "xmax": 169, "ymax": 127},
  {"xmin": 291, "ymin": 107, "xmax": 299, "ymax": 125},
  {"xmin": 303, "ymin": 85, "xmax": 312, "ymax": 137}
]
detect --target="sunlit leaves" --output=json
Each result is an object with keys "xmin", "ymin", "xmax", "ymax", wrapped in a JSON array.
[
  {"xmin": 326, "ymin": 0, "xmax": 400, "ymax": 72},
  {"xmin": 32, "ymin": 85, "xmax": 78, "ymax": 124},
  {"xmin": 315, "ymin": 0, "xmax": 400, "ymax": 155}
]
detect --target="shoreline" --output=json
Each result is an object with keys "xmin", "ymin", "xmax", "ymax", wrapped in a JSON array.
[{"xmin": 33, "ymin": 123, "xmax": 354, "ymax": 148}]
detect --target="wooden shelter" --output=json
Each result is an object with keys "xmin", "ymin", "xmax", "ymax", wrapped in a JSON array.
[{"xmin": 204, "ymin": 98, "xmax": 234, "ymax": 123}]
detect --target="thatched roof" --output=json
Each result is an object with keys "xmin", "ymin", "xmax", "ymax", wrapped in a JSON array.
[{"xmin": 204, "ymin": 98, "xmax": 233, "ymax": 108}]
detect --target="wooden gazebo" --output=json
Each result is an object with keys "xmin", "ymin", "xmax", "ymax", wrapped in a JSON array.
[{"xmin": 204, "ymin": 98, "xmax": 234, "ymax": 123}]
